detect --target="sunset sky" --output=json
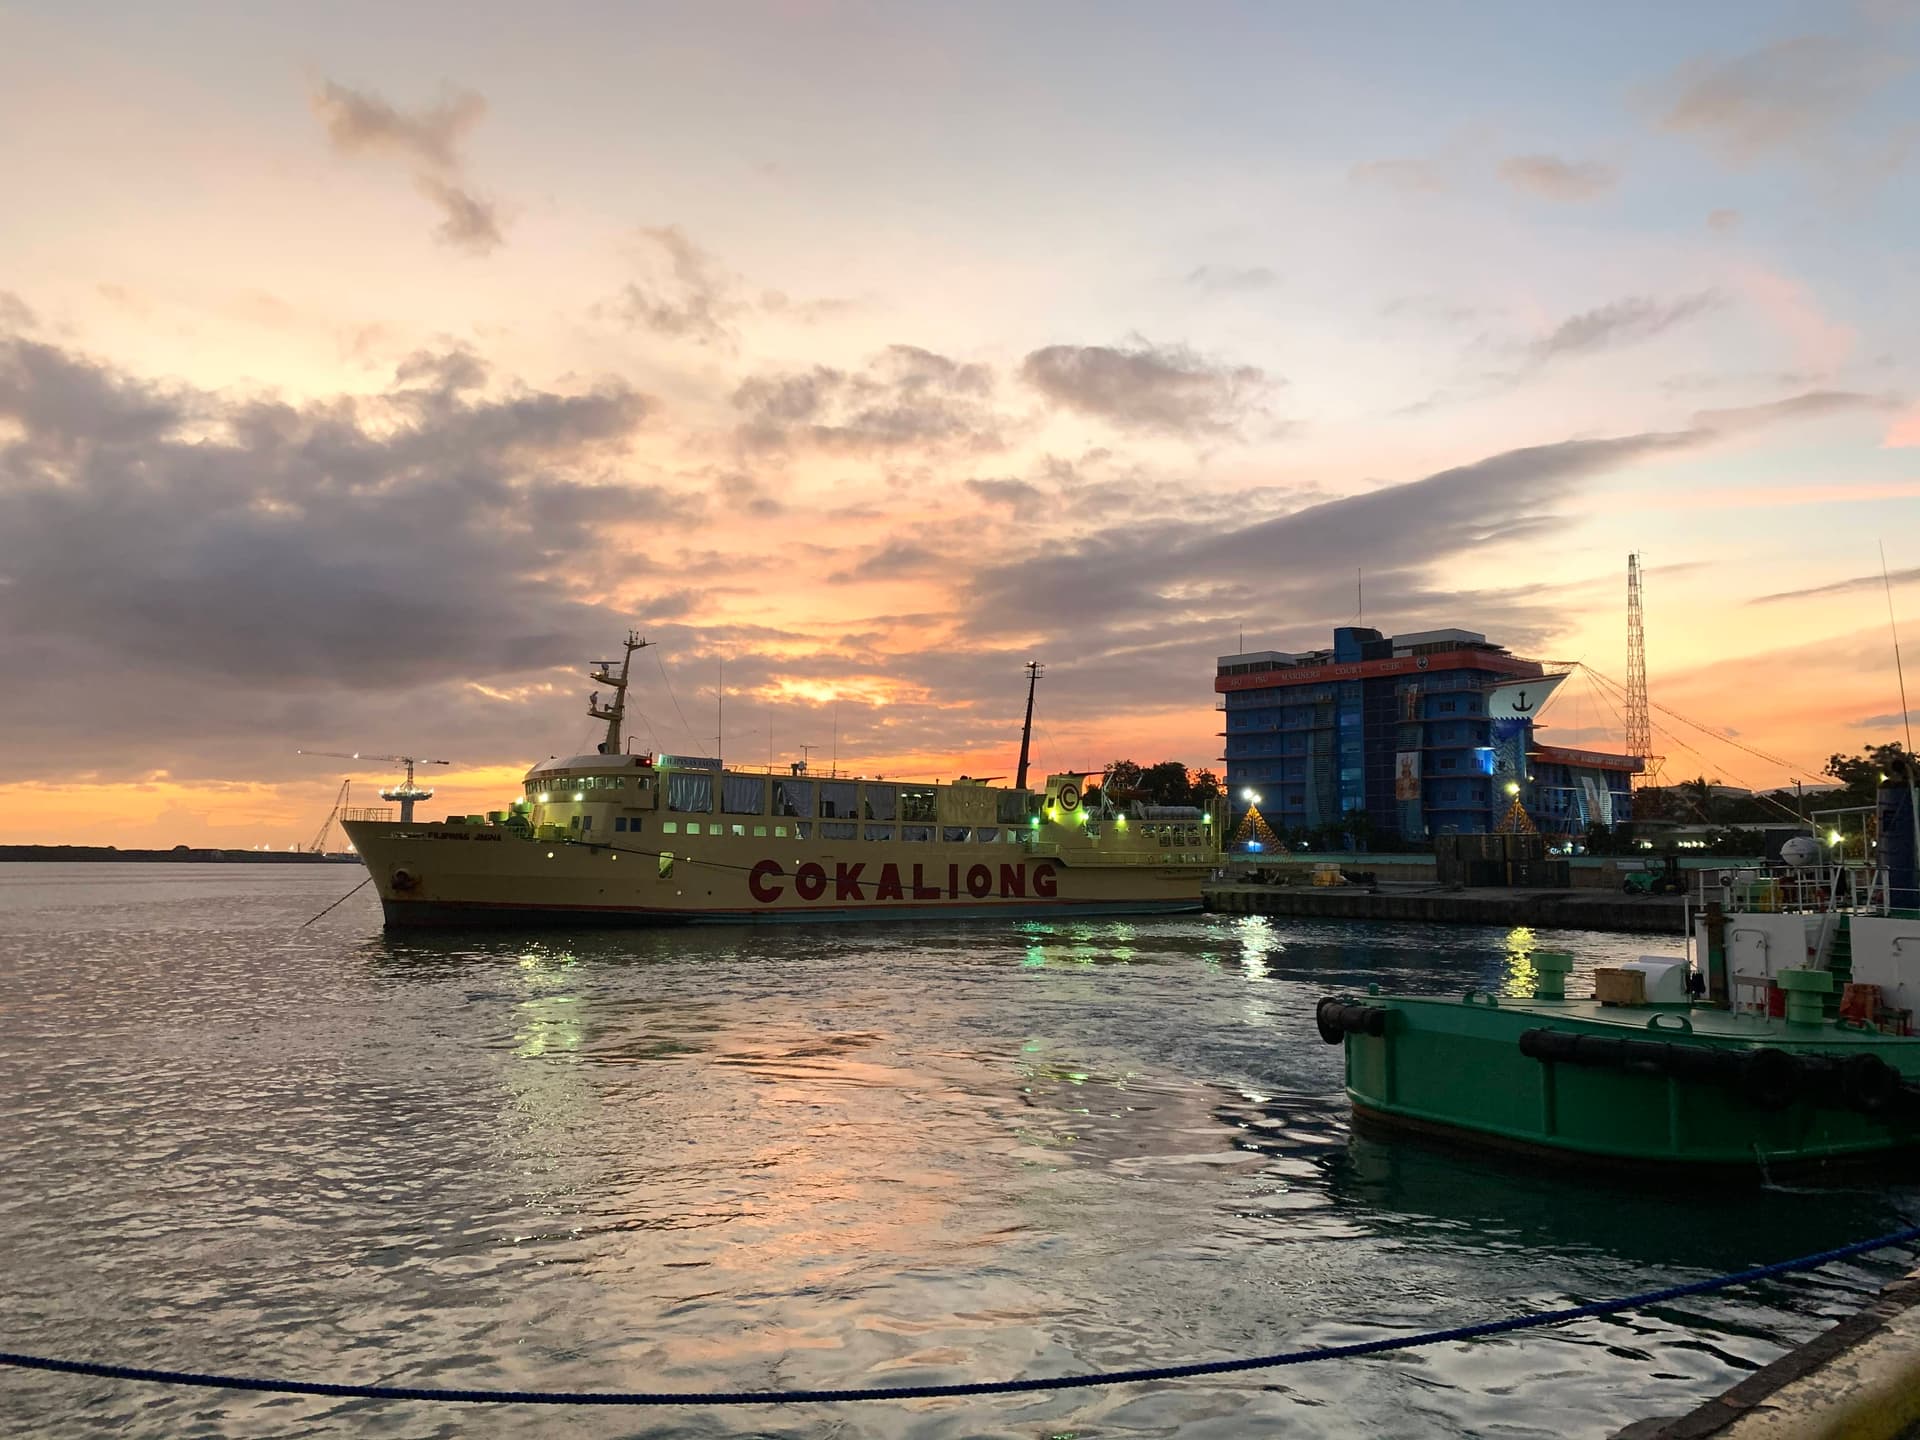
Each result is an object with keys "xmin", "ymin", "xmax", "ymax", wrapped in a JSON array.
[{"xmin": 4, "ymin": 0, "xmax": 1919, "ymax": 847}]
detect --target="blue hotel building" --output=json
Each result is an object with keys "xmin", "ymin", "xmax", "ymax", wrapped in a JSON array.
[{"xmin": 1216, "ymin": 626, "xmax": 1637, "ymax": 844}]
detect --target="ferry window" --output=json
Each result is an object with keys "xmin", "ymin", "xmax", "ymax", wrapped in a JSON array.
[
  {"xmin": 900, "ymin": 787, "xmax": 936, "ymax": 822},
  {"xmin": 581, "ymin": 815, "xmax": 593, "ymax": 832},
  {"xmin": 773, "ymin": 825, "xmax": 787, "ymax": 838},
  {"xmin": 731, "ymin": 824, "xmax": 745, "ymax": 837},
  {"xmin": 662, "ymin": 821, "xmax": 678, "ymax": 834},
  {"xmin": 636, "ymin": 776, "xmax": 652, "ymax": 790},
  {"xmin": 863, "ymin": 785, "xmax": 896, "ymax": 821},
  {"xmin": 976, "ymin": 826, "xmax": 999, "ymax": 843},
  {"xmin": 865, "ymin": 825, "xmax": 892, "ymax": 842},
  {"xmin": 821, "ymin": 821, "xmax": 856, "ymax": 840},
  {"xmin": 668, "ymin": 773, "xmax": 714, "ymax": 813},
  {"xmin": 774, "ymin": 778, "xmax": 815, "ymax": 817},
  {"xmin": 821, "ymin": 782, "xmax": 858, "ymax": 818},
  {"xmin": 722, "ymin": 775, "xmax": 765, "ymax": 815},
  {"xmin": 615, "ymin": 817, "xmax": 626, "ymax": 832},
  {"xmin": 996, "ymin": 791, "xmax": 1028, "ymax": 824},
  {"xmin": 943, "ymin": 826, "xmax": 969, "ymax": 843},
  {"xmin": 686, "ymin": 822, "xmax": 701, "ymax": 835},
  {"xmin": 792, "ymin": 822, "xmax": 811, "ymax": 840},
  {"xmin": 754, "ymin": 825, "xmax": 768, "ymax": 837},
  {"xmin": 569, "ymin": 815, "xmax": 581, "ymax": 831},
  {"xmin": 902, "ymin": 824, "xmax": 933, "ymax": 842},
  {"xmin": 658, "ymin": 851, "xmax": 673, "ymax": 879},
  {"xmin": 628, "ymin": 817, "xmax": 643, "ymax": 835}
]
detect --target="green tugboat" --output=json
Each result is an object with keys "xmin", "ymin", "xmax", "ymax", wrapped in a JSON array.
[{"xmin": 1318, "ymin": 782, "xmax": 1920, "ymax": 1170}]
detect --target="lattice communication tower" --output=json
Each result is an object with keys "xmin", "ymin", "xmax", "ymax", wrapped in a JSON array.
[{"xmin": 1626, "ymin": 553, "xmax": 1657, "ymax": 783}]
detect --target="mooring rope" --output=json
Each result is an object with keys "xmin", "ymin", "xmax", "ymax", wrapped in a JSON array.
[{"xmin": 4, "ymin": 1221, "xmax": 1916, "ymax": 1406}]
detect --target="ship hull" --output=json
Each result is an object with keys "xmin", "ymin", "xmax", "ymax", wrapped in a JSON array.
[
  {"xmin": 346, "ymin": 819, "xmax": 1212, "ymax": 929},
  {"xmin": 1325, "ymin": 992, "xmax": 1920, "ymax": 1170},
  {"xmin": 376, "ymin": 895, "xmax": 1199, "ymax": 928}
]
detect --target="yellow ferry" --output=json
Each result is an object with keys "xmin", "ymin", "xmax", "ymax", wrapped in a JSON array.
[{"xmin": 343, "ymin": 635, "xmax": 1223, "ymax": 926}]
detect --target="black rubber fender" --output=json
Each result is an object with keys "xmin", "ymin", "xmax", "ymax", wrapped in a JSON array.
[
  {"xmin": 1742, "ymin": 1048, "xmax": 1799, "ymax": 1112},
  {"xmin": 1316, "ymin": 999, "xmax": 1390, "ymax": 1044},
  {"xmin": 1842, "ymin": 1052, "xmax": 1901, "ymax": 1116},
  {"xmin": 1315, "ymin": 997, "xmax": 1346, "ymax": 1045}
]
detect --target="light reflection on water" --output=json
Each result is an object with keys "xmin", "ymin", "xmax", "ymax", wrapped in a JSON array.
[{"xmin": 0, "ymin": 863, "xmax": 1915, "ymax": 1440}]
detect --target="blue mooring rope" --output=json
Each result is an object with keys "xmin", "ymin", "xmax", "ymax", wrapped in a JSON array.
[{"xmin": 4, "ymin": 1222, "xmax": 1917, "ymax": 1406}]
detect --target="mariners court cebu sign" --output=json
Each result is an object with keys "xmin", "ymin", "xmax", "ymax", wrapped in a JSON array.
[{"xmin": 748, "ymin": 858, "xmax": 1060, "ymax": 904}]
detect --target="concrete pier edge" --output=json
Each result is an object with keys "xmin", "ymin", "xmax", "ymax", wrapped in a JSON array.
[
  {"xmin": 1615, "ymin": 1265, "xmax": 1920, "ymax": 1439},
  {"xmin": 1203, "ymin": 882, "xmax": 1690, "ymax": 936}
]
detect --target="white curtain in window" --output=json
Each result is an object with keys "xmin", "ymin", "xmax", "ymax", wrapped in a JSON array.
[
  {"xmin": 668, "ymin": 773, "xmax": 713, "ymax": 813},
  {"xmin": 722, "ymin": 775, "xmax": 765, "ymax": 814}
]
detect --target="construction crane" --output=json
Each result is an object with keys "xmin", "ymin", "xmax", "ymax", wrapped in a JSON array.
[
  {"xmin": 296, "ymin": 751, "xmax": 451, "ymax": 823},
  {"xmin": 306, "ymin": 779, "xmax": 351, "ymax": 854}
]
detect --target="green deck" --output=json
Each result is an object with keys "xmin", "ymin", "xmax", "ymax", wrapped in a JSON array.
[{"xmin": 1337, "ymin": 991, "xmax": 1920, "ymax": 1169}]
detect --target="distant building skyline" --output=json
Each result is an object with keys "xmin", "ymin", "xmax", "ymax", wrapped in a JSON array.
[{"xmin": 1218, "ymin": 627, "xmax": 1637, "ymax": 843}]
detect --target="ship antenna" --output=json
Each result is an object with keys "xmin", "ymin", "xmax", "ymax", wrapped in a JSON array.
[
  {"xmin": 1016, "ymin": 660, "xmax": 1044, "ymax": 791},
  {"xmin": 589, "ymin": 631, "xmax": 649, "ymax": 755}
]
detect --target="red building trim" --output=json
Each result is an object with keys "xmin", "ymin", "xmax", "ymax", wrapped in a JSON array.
[
  {"xmin": 1530, "ymin": 744, "xmax": 1643, "ymax": 774},
  {"xmin": 1215, "ymin": 649, "xmax": 1541, "ymax": 693}
]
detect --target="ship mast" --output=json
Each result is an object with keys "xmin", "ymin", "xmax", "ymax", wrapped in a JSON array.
[
  {"xmin": 589, "ymin": 632, "xmax": 650, "ymax": 754},
  {"xmin": 1015, "ymin": 660, "xmax": 1044, "ymax": 791}
]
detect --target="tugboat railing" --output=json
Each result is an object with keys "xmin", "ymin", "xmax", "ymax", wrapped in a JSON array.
[{"xmin": 1694, "ymin": 863, "xmax": 1889, "ymax": 917}]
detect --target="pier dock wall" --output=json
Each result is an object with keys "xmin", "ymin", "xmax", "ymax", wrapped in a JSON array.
[{"xmin": 1203, "ymin": 883, "xmax": 1690, "ymax": 936}]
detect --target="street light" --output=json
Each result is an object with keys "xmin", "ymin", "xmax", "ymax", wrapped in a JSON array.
[{"xmin": 1504, "ymin": 781, "xmax": 1521, "ymax": 796}]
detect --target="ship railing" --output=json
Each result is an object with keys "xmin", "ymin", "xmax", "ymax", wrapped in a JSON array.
[
  {"xmin": 1695, "ymin": 864, "xmax": 1889, "ymax": 916},
  {"xmin": 341, "ymin": 806, "xmax": 396, "ymax": 823}
]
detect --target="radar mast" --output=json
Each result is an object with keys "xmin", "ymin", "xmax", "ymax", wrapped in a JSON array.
[{"xmin": 589, "ymin": 632, "xmax": 650, "ymax": 754}]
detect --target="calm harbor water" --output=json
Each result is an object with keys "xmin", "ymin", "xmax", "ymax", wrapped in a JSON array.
[{"xmin": 2, "ymin": 863, "xmax": 1916, "ymax": 1438}]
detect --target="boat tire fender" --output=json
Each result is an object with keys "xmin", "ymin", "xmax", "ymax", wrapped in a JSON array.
[
  {"xmin": 1742, "ymin": 1048, "xmax": 1798, "ymax": 1112},
  {"xmin": 1842, "ymin": 1053, "xmax": 1900, "ymax": 1116},
  {"xmin": 1316, "ymin": 999, "xmax": 1390, "ymax": 1044}
]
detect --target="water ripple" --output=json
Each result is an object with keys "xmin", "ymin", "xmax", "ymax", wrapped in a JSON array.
[{"xmin": 1, "ymin": 863, "xmax": 1915, "ymax": 1438}]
